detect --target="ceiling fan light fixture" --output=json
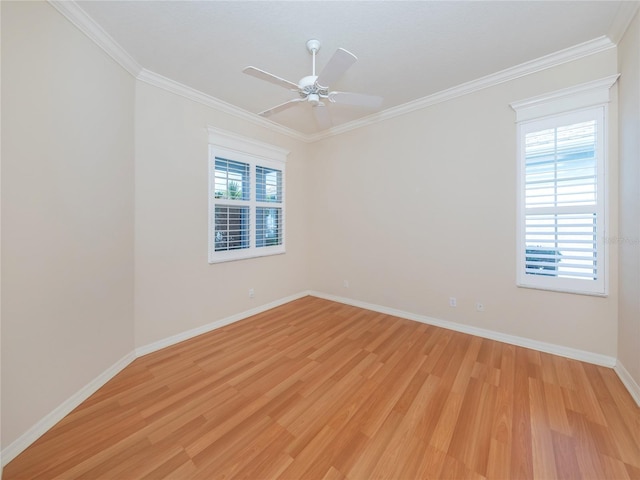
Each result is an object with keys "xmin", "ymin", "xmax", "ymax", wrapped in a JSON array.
[{"xmin": 308, "ymin": 93, "xmax": 320, "ymax": 105}]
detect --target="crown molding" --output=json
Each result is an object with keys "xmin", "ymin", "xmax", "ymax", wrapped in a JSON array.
[
  {"xmin": 510, "ymin": 74, "xmax": 620, "ymax": 122},
  {"xmin": 608, "ymin": 1, "xmax": 640, "ymax": 44},
  {"xmin": 137, "ymin": 69, "xmax": 309, "ymax": 143},
  {"xmin": 48, "ymin": 0, "xmax": 309, "ymax": 143},
  {"xmin": 48, "ymin": 0, "xmax": 143, "ymax": 77},
  {"xmin": 48, "ymin": 0, "xmax": 617, "ymax": 144},
  {"xmin": 307, "ymin": 36, "xmax": 616, "ymax": 142}
]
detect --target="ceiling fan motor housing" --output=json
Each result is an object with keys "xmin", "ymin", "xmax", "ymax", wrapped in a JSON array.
[
  {"xmin": 299, "ymin": 75, "xmax": 317, "ymax": 90},
  {"xmin": 299, "ymin": 75, "xmax": 329, "ymax": 99}
]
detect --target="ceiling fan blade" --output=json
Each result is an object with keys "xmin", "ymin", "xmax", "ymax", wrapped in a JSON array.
[
  {"xmin": 315, "ymin": 48, "xmax": 357, "ymax": 88},
  {"xmin": 329, "ymin": 91, "xmax": 383, "ymax": 109},
  {"xmin": 313, "ymin": 104, "xmax": 332, "ymax": 130},
  {"xmin": 243, "ymin": 66, "xmax": 299, "ymax": 91},
  {"xmin": 258, "ymin": 98, "xmax": 304, "ymax": 117}
]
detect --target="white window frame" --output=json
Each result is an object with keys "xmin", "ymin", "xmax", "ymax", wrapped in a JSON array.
[
  {"xmin": 511, "ymin": 75, "xmax": 618, "ymax": 296},
  {"xmin": 208, "ymin": 127, "xmax": 288, "ymax": 264}
]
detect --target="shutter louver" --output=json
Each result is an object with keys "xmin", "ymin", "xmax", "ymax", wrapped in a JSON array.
[
  {"xmin": 523, "ymin": 119, "xmax": 600, "ymax": 282},
  {"xmin": 256, "ymin": 166, "xmax": 282, "ymax": 203},
  {"xmin": 256, "ymin": 207, "xmax": 282, "ymax": 247},
  {"xmin": 256, "ymin": 165, "xmax": 283, "ymax": 248},
  {"xmin": 214, "ymin": 158, "xmax": 250, "ymax": 201},
  {"xmin": 213, "ymin": 158, "xmax": 251, "ymax": 252},
  {"xmin": 214, "ymin": 206, "xmax": 250, "ymax": 251}
]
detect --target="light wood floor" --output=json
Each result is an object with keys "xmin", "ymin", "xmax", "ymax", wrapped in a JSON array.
[{"xmin": 4, "ymin": 296, "xmax": 640, "ymax": 479}]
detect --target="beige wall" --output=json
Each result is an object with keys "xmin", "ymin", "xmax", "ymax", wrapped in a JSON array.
[
  {"xmin": 309, "ymin": 50, "xmax": 620, "ymax": 357},
  {"xmin": 133, "ymin": 82, "xmax": 311, "ymax": 348},
  {"xmin": 1, "ymin": 1, "xmax": 135, "ymax": 448},
  {"xmin": 2, "ymin": 0, "xmax": 638, "ymax": 464},
  {"xmin": 618, "ymin": 11, "xmax": 640, "ymax": 387}
]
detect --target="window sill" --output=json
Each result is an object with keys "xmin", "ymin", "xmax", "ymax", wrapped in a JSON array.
[
  {"xmin": 208, "ymin": 247, "xmax": 286, "ymax": 264},
  {"xmin": 516, "ymin": 282, "xmax": 608, "ymax": 297}
]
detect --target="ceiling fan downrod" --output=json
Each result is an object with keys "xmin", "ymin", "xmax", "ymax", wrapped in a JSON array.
[{"xmin": 306, "ymin": 39, "xmax": 321, "ymax": 77}]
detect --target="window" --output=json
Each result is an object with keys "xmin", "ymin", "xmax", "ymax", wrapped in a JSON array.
[
  {"xmin": 208, "ymin": 127, "xmax": 287, "ymax": 263},
  {"xmin": 511, "ymin": 75, "xmax": 618, "ymax": 295}
]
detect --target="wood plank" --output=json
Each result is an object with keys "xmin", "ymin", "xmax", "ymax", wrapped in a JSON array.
[
  {"xmin": 529, "ymin": 377, "xmax": 559, "ymax": 479},
  {"xmin": 4, "ymin": 296, "xmax": 639, "ymax": 480},
  {"xmin": 510, "ymin": 347, "xmax": 534, "ymax": 479}
]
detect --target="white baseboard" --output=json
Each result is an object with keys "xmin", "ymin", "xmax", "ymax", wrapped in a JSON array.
[
  {"xmin": 1, "ymin": 289, "xmax": 627, "ymax": 470},
  {"xmin": 308, "ymin": 291, "xmax": 617, "ymax": 368},
  {"xmin": 1, "ymin": 350, "xmax": 136, "ymax": 467},
  {"xmin": 614, "ymin": 361, "xmax": 640, "ymax": 407},
  {"xmin": 1, "ymin": 292, "xmax": 312, "ymax": 470},
  {"xmin": 135, "ymin": 291, "xmax": 311, "ymax": 357}
]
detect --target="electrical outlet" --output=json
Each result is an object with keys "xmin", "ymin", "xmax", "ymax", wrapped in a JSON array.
[
  {"xmin": 343, "ymin": 280, "xmax": 349, "ymax": 288},
  {"xmin": 476, "ymin": 302, "xmax": 484, "ymax": 312},
  {"xmin": 449, "ymin": 297, "xmax": 457, "ymax": 307},
  {"xmin": 249, "ymin": 288, "xmax": 255, "ymax": 298}
]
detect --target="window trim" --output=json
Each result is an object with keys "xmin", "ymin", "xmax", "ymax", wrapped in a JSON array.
[
  {"xmin": 511, "ymin": 75, "xmax": 618, "ymax": 296},
  {"xmin": 207, "ymin": 127, "xmax": 288, "ymax": 264}
]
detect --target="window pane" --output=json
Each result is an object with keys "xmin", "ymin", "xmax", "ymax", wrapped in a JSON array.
[
  {"xmin": 256, "ymin": 166, "xmax": 282, "ymax": 203},
  {"xmin": 256, "ymin": 207, "xmax": 282, "ymax": 247},
  {"xmin": 525, "ymin": 121, "xmax": 597, "ymax": 208},
  {"xmin": 214, "ymin": 205, "xmax": 250, "ymax": 251},
  {"xmin": 525, "ymin": 212, "xmax": 597, "ymax": 280},
  {"xmin": 214, "ymin": 158, "xmax": 250, "ymax": 201}
]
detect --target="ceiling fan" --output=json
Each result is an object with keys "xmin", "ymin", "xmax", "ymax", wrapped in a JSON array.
[{"xmin": 243, "ymin": 39, "xmax": 383, "ymax": 130}]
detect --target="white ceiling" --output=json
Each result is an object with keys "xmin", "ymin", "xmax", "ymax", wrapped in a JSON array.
[{"xmin": 75, "ymin": 1, "xmax": 635, "ymax": 135}]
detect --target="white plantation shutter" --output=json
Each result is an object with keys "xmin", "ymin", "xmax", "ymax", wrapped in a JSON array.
[
  {"xmin": 255, "ymin": 166, "xmax": 282, "ymax": 202},
  {"xmin": 214, "ymin": 158, "xmax": 250, "ymax": 201},
  {"xmin": 255, "ymin": 165, "xmax": 284, "ymax": 248},
  {"xmin": 512, "ymin": 76, "xmax": 617, "ymax": 295},
  {"xmin": 517, "ymin": 107, "xmax": 607, "ymax": 295},
  {"xmin": 524, "ymin": 213, "xmax": 597, "ymax": 278},
  {"xmin": 213, "ymin": 158, "xmax": 251, "ymax": 253},
  {"xmin": 208, "ymin": 127, "xmax": 287, "ymax": 263},
  {"xmin": 214, "ymin": 205, "xmax": 250, "ymax": 252}
]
